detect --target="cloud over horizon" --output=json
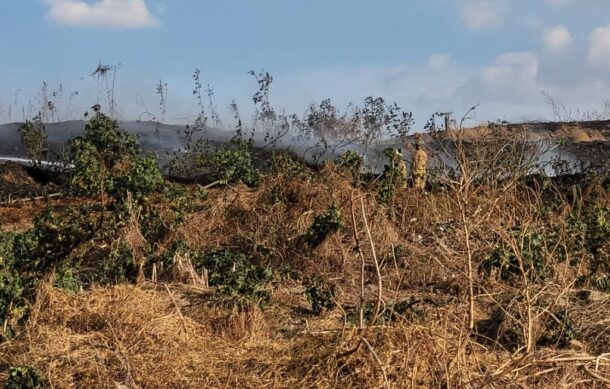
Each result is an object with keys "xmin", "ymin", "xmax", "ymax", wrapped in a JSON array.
[
  {"xmin": 460, "ymin": 0, "xmax": 507, "ymax": 31},
  {"xmin": 542, "ymin": 25, "xmax": 572, "ymax": 52},
  {"xmin": 588, "ymin": 26, "xmax": 610, "ymax": 69},
  {"xmin": 44, "ymin": 0, "xmax": 159, "ymax": 29}
]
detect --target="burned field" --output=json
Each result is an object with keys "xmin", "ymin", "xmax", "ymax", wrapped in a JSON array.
[{"xmin": 1, "ymin": 111, "xmax": 610, "ymax": 388}]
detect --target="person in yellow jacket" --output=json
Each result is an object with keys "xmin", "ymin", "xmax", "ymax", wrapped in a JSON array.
[
  {"xmin": 392, "ymin": 149, "xmax": 408, "ymax": 188},
  {"xmin": 412, "ymin": 140, "xmax": 428, "ymax": 190}
]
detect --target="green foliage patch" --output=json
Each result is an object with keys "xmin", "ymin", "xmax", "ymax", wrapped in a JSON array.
[
  {"xmin": 480, "ymin": 227, "xmax": 548, "ymax": 283},
  {"xmin": 5, "ymin": 366, "xmax": 44, "ymax": 389},
  {"xmin": 162, "ymin": 242, "xmax": 274, "ymax": 306},
  {"xmin": 18, "ymin": 118, "xmax": 47, "ymax": 169},
  {"xmin": 302, "ymin": 203, "xmax": 343, "ymax": 248},
  {"xmin": 378, "ymin": 148, "xmax": 405, "ymax": 205},
  {"xmin": 206, "ymin": 143, "xmax": 261, "ymax": 187},
  {"xmin": 537, "ymin": 310, "xmax": 576, "ymax": 349},
  {"xmin": 304, "ymin": 277, "xmax": 335, "ymax": 314},
  {"xmin": 69, "ymin": 106, "xmax": 164, "ymax": 201},
  {"xmin": 337, "ymin": 150, "xmax": 363, "ymax": 180}
]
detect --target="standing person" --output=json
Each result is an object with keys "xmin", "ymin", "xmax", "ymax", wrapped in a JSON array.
[
  {"xmin": 412, "ymin": 139, "xmax": 428, "ymax": 190},
  {"xmin": 392, "ymin": 149, "xmax": 408, "ymax": 188}
]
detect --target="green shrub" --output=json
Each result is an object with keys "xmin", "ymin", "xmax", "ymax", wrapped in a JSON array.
[
  {"xmin": 54, "ymin": 268, "xmax": 81, "ymax": 294},
  {"xmin": 79, "ymin": 106, "xmax": 139, "ymax": 167},
  {"xmin": 304, "ymin": 278, "xmax": 335, "ymax": 314},
  {"xmin": 562, "ymin": 205, "xmax": 610, "ymax": 290},
  {"xmin": 337, "ymin": 150, "xmax": 363, "ymax": 178},
  {"xmin": 14, "ymin": 207, "xmax": 96, "ymax": 274},
  {"xmin": 588, "ymin": 207, "xmax": 610, "ymax": 266},
  {"xmin": 92, "ymin": 243, "xmax": 137, "ymax": 286},
  {"xmin": 0, "ymin": 269, "xmax": 26, "ymax": 337},
  {"xmin": 5, "ymin": 366, "xmax": 44, "ymax": 389},
  {"xmin": 480, "ymin": 227, "xmax": 548, "ymax": 283},
  {"xmin": 162, "ymin": 243, "xmax": 274, "ymax": 305},
  {"xmin": 199, "ymin": 248, "xmax": 273, "ymax": 303},
  {"xmin": 18, "ymin": 118, "xmax": 47, "ymax": 169},
  {"xmin": 69, "ymin": 140, "xmax": 107, "ymax": 196},
  {"xmin": 270, "ymin": 153, "xmax": 311, "ymax": 177},
  {"xmin": 302, "ymin": 203, "xmax": 343, "ymax": 248},
  {"xmin": 206, "ymin": 143, "xmax": 261, "ymax": 187},
  {"xmin": 139, "ymin": 208, "xmax": 169, "ymax": 246},
  {"xmin": 160, "ymin": 183, "xmax": 203, "ymax": 229},
  {"xmin": 110, "ymin": 154, "xmax": 164, "ymax": 201},
  {"xmin": 1, "ymin": 233, "xmax": 31, "ymax": 336},
  {"xmin": 167, "ymin": 126, "xmax": 261, "ymax": 187},
  {"xmin": 537, "ymin": 310, "xmax": 576, "ymax": 348},
  {"xmin": 378, "ymin": 148, "xmax": 403, "ymax": 205},
  {"xmin": 70, "ymin": 107, "xmax": 163, "ymax": 201},
  {"xmin": 0, "ymin": 232, "xmax": 16, "ymax": 262}
]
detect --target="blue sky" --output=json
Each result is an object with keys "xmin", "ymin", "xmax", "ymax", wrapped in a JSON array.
[{"xmin": 1, "ymin": 0, "xmax": 610, "ymax": 126}]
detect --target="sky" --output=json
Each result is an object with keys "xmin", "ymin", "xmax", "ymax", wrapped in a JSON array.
[{"xmin": 1, "ymin": 0, "xmax": 610, "ymax": 128}]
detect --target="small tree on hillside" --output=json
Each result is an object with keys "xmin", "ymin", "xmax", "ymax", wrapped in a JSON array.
[{"xmin": 19, "ymin": 116, "xmax": 47, "ymax": 168}]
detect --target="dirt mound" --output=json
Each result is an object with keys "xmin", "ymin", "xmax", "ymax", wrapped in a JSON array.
[
  {"xmin": 0, "ymin": 162, "xmax": 60, "ymax": 204},
  {"xmin": 0, "ymin": 162, "xmax": 35, "ymax": 186}
]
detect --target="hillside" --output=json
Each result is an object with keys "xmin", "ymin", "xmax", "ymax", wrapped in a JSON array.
[{"xmin": 1, "ymin": 119, "xmax": 609, "ymax": 174}]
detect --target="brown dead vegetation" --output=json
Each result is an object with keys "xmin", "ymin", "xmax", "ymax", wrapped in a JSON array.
[{"xmin": 1, "ymin": 124, "xmax": 610, "ymax": 387}]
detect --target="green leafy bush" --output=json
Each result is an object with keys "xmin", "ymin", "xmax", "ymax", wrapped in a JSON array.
[
  {"xmin": 162, "ymin": 243, "xmax": 274, "ymax": 305},
  {"xmin": 1, "ymin": 233, "xmax": 31, "ymax": 336},
  {"xmin": 337, "ymin": 150, "xmax": 363, "ymax": 178},
  {"xmin": 14, "ymin": 207, "xmax": 96, "ymax": 273},
  {"xmin": 206, "ymin": 143, "xmax": 261, "ymax": 187},
  {"xmin": 18, "ymin": 118, "xmax": 47, "ymax": 168},
  {"xmin": 70, "ymin": 140, "xmax": 107, "ymax": 196},
  {"xmin": 70, "ymin": 107, "xmax": 164, "ymax": 201},
  {"xmin": 588, "ymin": 207, "xmax": 610, "ymax": 268},
  {"xmin": 139, "ymin": 208, "xmax": 169, "ymax": 246},
  {"xmin": 562, "ymin": 205, "xmax": 610, "ymax": 291},
  {"xmin": 110, "ymin": 154, "xmax": 164, "ymax": 201},
  {"xmin": 378, "ymin": 148, "xmax": 404, "ymax": 205},
  {"xmin": 302, "ymin": 203, "xmax": 343, "ymax": 248},
  {"xmin": 79, "ymin": 106, "xmax": 139, "ymax": 167},
  {"xmin": 537, "ymin": 310, "xmax": 576, "ymax": 348},
  {"xmin": 53, "ymin": 268, "xmax": 81, "ymax": 294},
  {"xmin": 480, "ymin": 227, "xmax": 548, "ymax": 283},
  {"xmin": 0, "ymin": 269, "xmax": 26, "ymax": 337},
  {"xmin": 199, "ymin": 248, "xmax": 273, "ymax": 303},
  {"xmin": 270, "ymin": 153, "xmax": 312, "ymax": 177},
  {"xmin": 159, "ymin": 183, "xmax": 205, "ymax": 229},
  {"xmin": 91, "ymin": 243, "xmax": 137, "ymax": 286},
  {"xmin": 5, "ymin": 366, "xmax": 44, "ymax": 389},
  {"xmin": 304, "ymin": 278, "xmax": 335, "ymax": 314}
]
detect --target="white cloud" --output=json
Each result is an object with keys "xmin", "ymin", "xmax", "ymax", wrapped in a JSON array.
[
  {"xmin": 542, "ymin": 25, "xmax": 572, "ymax": 52},
  {"xmin": 44, "ymin": 0, "xmax": 159, "ymax": 29},
  {"xmin": 483, "ymin": 52, "xmax": 539, "ymax": 85},
  {"xmin": 427, "ymin": 54, "xmax": 454, "ymax": 69},
  {"xmin": 588, "ymin": 26, "xmax": 610, "ymax": 68},
  {"xmin": 460, "ymin": 0, "xmax": 507, "ymax": 31}
]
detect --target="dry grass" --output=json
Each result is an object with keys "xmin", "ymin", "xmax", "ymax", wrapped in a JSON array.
[
  {"xmin": 2, "ymin": 282, "xmax": 609, "ymax": 388},
  {"xmin": 1, "ymin": 159, "xmax": 610, "ymax": 387}
]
